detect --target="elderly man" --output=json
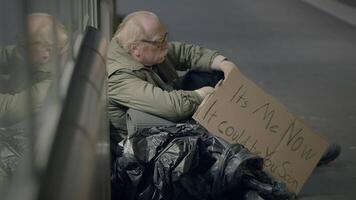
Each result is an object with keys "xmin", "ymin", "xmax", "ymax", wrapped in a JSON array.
[
  {"xmin": 0, "ymin": 13, "xmax": 68, "ymax": 126},
  {"xmin": 107, "ymin": 11, "xmax": 236, "ymax": 144},
  {"xmin": 108, "ymin": 11, "xmax": 340, "ymax": 166}
]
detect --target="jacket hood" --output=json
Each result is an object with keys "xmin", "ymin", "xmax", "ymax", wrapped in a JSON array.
[{"xmin": 107, "ymin": 39, "xmax": 145, "ymax": 76}]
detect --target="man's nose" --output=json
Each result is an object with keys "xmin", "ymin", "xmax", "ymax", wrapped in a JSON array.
[
  {"xmin": 40, "ymin": 49, "xmax": 51, "ymax": 60},
  {"xmin": 44, "ymin": 50, "xmax": 50, "ymax": 57},
  {"xmin": 44, "ymin": 46, "xmax": 53, "ymax": 54}
]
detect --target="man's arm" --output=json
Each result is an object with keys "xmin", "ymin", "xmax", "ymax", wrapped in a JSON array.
[
  {"xmin": 0, "ymin": 45, "xmax": 16, "ymax": 74},
  {"xmin": 167, "ymin": 42, "xmax": 239, "ymax": 78},
  {"xmin": 167, "ymin": 42, "xmax": 219, "ymax": 72},
  {"xmin": 108, "ymin": 70, "xmax": 205, "ymax": 122},
  {"xmin": 0, "ymin": 79, "xmax": 51, "ymax": 126}
]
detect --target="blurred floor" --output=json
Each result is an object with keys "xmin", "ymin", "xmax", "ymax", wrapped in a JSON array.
[{"xmin": 116, "ymin": 0, "xmax": 356, "ymax": 199}]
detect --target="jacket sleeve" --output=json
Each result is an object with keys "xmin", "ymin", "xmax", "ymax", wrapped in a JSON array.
[
  {"xmin": 108, "ymin": 70, "xmax": 204, "ymax": 122},
  {"xmin": 0, "ymin": 79, "xmax": 51, "ymax": 126},
  {"xmin": 167, "ymin": 42, "xmax": 219, "ymax": 71},
  {"xmin": 0, "ymin": 45, "xmax": 16, "ymax": 74}
]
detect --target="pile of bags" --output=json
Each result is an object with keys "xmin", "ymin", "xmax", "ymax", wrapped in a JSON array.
[
  {"xmin": 0, "ymin": 127, "xmax": 27, "ymax": 187},
  {"xmin": 112, "ymin": 123, "xmax": 296, "ymax": 200}
]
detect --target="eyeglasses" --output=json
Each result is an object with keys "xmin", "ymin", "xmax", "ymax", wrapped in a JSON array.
[{"xmin": 140, "ymin": 32, "xmax": 168, "ymax": 49}]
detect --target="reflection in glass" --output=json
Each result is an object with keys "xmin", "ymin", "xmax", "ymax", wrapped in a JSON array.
[{"xmin": 0, "ymin": 13, "xmax": 68, "ymax": 191}]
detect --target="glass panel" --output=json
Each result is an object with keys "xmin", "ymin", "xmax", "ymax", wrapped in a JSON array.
[
  {"xmin": 1, "ymin": 0, "xmax": 111, "ymax": 198},
  {"xmin": 1, "ymin": 0, "xmax": 72, "ymax": 196},
  {"xmin": 0, "ymin": 0, "xmax": 29, "ymax": 195}
]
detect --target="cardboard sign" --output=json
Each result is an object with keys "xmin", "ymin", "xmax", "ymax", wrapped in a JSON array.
[{"xmin": 193, "ymin": 68, "xmax": 328, "ymax": 194}]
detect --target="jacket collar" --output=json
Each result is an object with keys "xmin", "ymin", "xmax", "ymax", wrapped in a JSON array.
[{"xmin": 107, "ymin": 39, "xmax": 146, "ymax": 76}]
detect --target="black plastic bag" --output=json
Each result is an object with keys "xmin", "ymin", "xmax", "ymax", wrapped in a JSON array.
[
  {"xmin": 0, "ymin": 127, "xmax": 27, "ymax": 185},
  {"xmin": 111, "ymin": 123, "xmax": 296, "ymax": 200}
]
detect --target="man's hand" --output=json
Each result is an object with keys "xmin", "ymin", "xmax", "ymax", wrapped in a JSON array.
[
  {"xmin": 194, "ymin": 86, "xmax": 214, "ymax": 99},
  {"xmin": 219, "ymin": 60, "xmax": 238, "ymax": 78}
]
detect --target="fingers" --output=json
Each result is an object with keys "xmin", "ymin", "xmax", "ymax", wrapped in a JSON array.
[
  {"xmin": 220, "ymin": 61, "xmax": 236, "ymax": 78},
  {"xmin": 194, "ymin": 86, "xmax": 214, "ymax": 99}
]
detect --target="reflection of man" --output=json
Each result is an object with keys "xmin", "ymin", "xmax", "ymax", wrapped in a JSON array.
[
  {"xmin": 0, "ymin": 13, "xmax": 68, "ymax": 126},
  {"xmin": 0, "ymin": 13, "xmax": 68, "ymax": 187},
  {"xmin": 107, "ymin": 11, "xmax": 236, "ymax": 144}
]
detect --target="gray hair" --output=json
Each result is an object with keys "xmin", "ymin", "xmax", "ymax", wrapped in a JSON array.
[
  {"xmin": 114, "ymin": 11, "xmax": 159, "ymax": 52},
  {"xmin": 17, "ymin": 13, "xmax": 68, "ymax": 53}
]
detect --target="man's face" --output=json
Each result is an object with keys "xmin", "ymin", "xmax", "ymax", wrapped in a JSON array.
[
  {"xmin": 136, "ymin": 27, "xmax": 169, "ymax": 66},
  {"xmin": 28, "ymin": 41, "xmax": 53, "ymax": 65}
]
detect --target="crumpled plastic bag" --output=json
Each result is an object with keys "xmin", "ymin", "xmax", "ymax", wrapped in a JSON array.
[
  {"xmin": 111, "ymin": 123, "xmax": 296, "ymax": 200},
  {"xmin": 0, "ymin": 127, "xmax": 27, "ymax": 187}
]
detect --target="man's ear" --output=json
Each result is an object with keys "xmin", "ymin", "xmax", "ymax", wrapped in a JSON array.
[{"xmin": 129, "ymin": 43, "xmax": 140, "ymax": 57}]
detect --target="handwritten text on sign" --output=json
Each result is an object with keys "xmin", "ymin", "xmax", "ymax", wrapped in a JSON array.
[{"xmin": 193, "ymin": 68, "xmax": 328, "ymax": 194}]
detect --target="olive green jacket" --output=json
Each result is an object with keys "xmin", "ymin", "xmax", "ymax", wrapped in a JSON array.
[
  {"xmin": 0, "ymin": 45, "xmax": 52, "ymax": 126},
  {"xmin": 107, "ymin": 40, "xmax": 219, "ymax": 142}
]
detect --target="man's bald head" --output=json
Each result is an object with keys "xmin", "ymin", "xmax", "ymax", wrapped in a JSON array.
[
  {"xmin": 114, "ymin": 11, "xmax": 165, "ymax": 51},
  {"xmin": 16, "ymin": 13, "xmax": 68, "ymax": 52},
  {"xmin": 16, "ymin": 13, "xmax": 68, "ymax": 65},
  {"xmin": 27, "ymin": 13, "xmax": 53, "ymax": 45}
]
